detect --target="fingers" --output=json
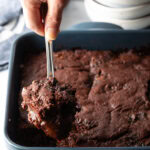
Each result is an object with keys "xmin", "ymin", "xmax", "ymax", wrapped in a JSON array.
[
  {"xmin": 21, "ymin": 0, "xmax": 44, "ymax": 36},
  {"xmin": 45, "ymin": 0, "xmax": 67, "ymax": 41},
  {"xmin": 21, "ymin": 0, "xmax": 68, "ymax": 39}
]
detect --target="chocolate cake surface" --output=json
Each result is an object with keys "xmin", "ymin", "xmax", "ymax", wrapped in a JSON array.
[
  {"xmin": 18, "ymin": 48, "xmax": 150, "ymax": 147},
  {"xmin": 21, "ymin": 78, "xmax": 77, "ymax": 140}
]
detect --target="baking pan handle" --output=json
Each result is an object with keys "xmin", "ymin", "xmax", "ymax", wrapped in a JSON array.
[{"xmin": 68, "ymin": 22, "xmax": 122, "ymax": 30}]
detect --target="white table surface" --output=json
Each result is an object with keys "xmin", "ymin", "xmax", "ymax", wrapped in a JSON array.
[{"xmin": 0, "ymin": 0, "xmax": 90, "ymax": 149}]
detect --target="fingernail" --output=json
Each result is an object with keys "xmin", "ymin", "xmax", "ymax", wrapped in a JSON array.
[{"xmin": 45, "ymin": 28, "xmax": 58, "ymax": 41}]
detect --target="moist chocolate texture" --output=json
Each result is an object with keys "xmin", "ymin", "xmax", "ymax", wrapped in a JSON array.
[
  {"xmin": 21, "ymin": 78, "xmax": 77, "ymax": 140},
  {"xmin": 18, "ymin": 48, "xmax": 150, "ymax": 147}
]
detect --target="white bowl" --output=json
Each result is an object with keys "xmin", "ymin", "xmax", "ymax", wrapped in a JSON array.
[
  {"xmin": 85, "ymin": 2, "xmax": 150, "ymax": 29},
  {"xmin": 85, "ymin": 0, "xmax": 150, "ymax": 20},
  {"xmin": 96, "ymin": 0, "xmax": 150, "ymax": 8}
]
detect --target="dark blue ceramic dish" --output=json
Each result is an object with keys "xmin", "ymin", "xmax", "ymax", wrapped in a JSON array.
[{"xmin": 4, "ymin": 22, "xmax": 150, "ymax": 150}]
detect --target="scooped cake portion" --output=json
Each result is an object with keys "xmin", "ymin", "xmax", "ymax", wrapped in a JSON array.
[{"xmin": 21, "ymin": 78, "xmax": 78, "ymax": 140}]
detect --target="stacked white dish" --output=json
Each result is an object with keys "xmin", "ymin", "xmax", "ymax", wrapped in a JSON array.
[{"xmin": 84, "ymin": 0, "xmax": 150, "ymax": 29}]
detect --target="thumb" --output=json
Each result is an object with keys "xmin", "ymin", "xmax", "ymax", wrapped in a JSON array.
[{"xmin": 45, "ymin": 0, "xmax": 65, "ymax": 41}]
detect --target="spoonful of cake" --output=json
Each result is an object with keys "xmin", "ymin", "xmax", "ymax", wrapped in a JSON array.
[{"xmin": 21, "ymin": 78, "xmax": 77, "ymax": 140}]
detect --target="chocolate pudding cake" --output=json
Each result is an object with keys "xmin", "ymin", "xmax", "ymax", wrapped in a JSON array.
[
  {"xmin": 18, "ymin": 48, "xmax": 150, "ymax": 147},
  {"xmin": 21, "ymin": 78, "xmax": 77, "ymax": 140}
]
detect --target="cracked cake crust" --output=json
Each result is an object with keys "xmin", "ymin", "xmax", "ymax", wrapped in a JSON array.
[{"xmin": 18, "ymin": 48, "xmax": 150, "ymax": 147}]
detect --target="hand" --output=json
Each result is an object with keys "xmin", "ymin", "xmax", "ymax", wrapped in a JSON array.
[{"xmin": 21, "ymin": 0, "xmax": 68, "ymax": 41}]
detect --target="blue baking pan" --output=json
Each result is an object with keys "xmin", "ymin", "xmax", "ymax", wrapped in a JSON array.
[{"xmin": 4, "ymin": 22, "xmax": 150, "ymax": 150}]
